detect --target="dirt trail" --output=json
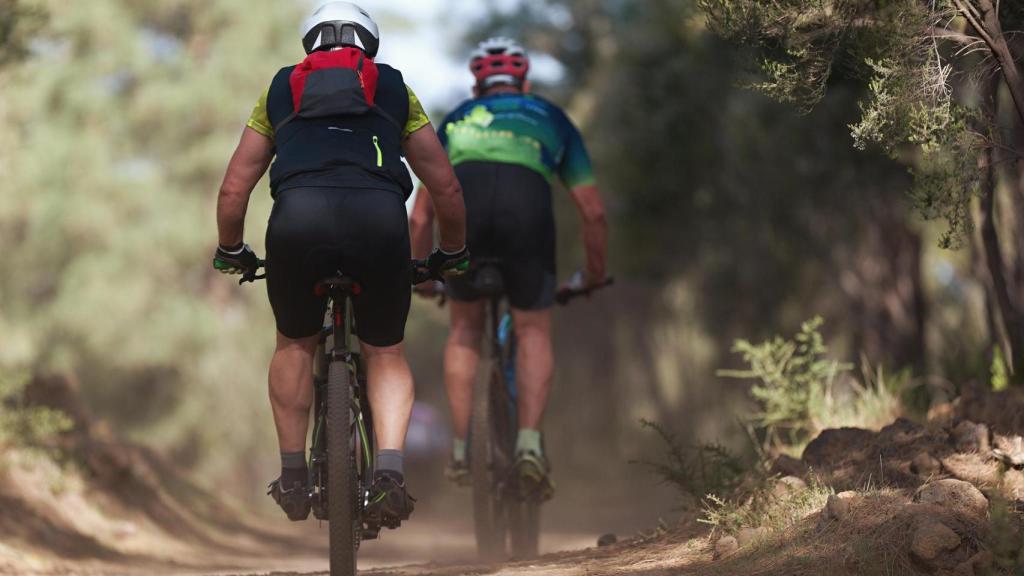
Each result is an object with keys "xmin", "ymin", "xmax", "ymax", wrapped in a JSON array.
[{"xmin": 202, "ymin": 526, "xmax": 707, "ymax": 576}]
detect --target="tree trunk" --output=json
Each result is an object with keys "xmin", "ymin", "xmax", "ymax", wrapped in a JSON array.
[
  {"xmin": 978, "ymin": 145, "xmax": 1024, "ymax": 377},
  {"xmin": 972, "ymin": 0, "xmax": 1024, "ymax": 126}
]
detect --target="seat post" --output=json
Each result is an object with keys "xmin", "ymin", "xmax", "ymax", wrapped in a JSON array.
[{"xmin": 330, "ymin": 292, "xmax": 352, "ymax": 359}]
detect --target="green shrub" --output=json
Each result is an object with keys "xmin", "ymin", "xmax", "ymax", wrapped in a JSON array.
[
  {"xmin": 699, "ymin": 477, "xmax": 831, "ymax": 536},
  {"xmin": 0, "ymin": 371, "xmax": 73, "ymax": 448},
  {"xmin": 632, "ymin": 418, "xmax": 748, "ymax": 505},
  {"xmin": 718, "ymin": 316, "xmax": 852, "ymax": 450},
  {"xmin": 987, "ymin": 486, "xmax": 1024, "ymax": 573}
]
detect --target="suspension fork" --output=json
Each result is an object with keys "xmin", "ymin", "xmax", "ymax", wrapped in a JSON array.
[{"xmin": 489, "ymin": 295, "xmax": 503, "ymax": 358}]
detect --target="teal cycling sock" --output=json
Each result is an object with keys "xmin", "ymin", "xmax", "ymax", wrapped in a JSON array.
[
  {"xmin": 452, "ymin": 437, "xmax": 467, "ymax": 463},
  {"xmin": 515, "ymin": 429, "xmax": 543, "ymax": 456}
]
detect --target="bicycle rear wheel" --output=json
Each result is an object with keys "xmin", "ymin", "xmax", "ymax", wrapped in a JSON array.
[{"xmin": 327, "ymin": 359, "xmax": 358, "ymax": 576}]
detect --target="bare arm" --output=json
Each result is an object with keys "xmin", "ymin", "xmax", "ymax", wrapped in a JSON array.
[
  {"xmin": 216, "ymin": 127, "xmax": 273, "ymax": 246},
  {"xmin": 568, "ymin": 184, "xmax": 608, "ymax": 284},
  {"xmin": 409, "ymin": 185, "xmax": 436, "ymax": 259},
  {"xmin": 402, "ymin": 125, "xmax": 466, "ymax": 252}
]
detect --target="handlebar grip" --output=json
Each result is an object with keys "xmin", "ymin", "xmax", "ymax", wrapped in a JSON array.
[
  {"xmin": 556, "ymin": 276, "xmax": 615, "ymax": 305},
  {"xmin": 238, "ymin": 259, "xmax": 267, "ymax": 285},
  {"xmin": 411, "ymin": 259, "xmax": 436, "ymax": 285}
]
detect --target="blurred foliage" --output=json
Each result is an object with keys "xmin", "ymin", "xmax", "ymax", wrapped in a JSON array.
[
  {"xmin": 0, "ymin": 0, "xmax": 304, "ymax": 483},
  {"xmin": 471, "ymin": 0, "xmax": 934, "ymax": 367},
  {"xmin": 0, "ymin": 371, "xmax": 73, "ymax": 449},
  {"xmin": 0, "ymin": 0, "xmax": 46, "ymax": 67},
  {"xmin": 988, "ymin": 491, "xmax": 1024, "ymax": 572},
  {"xmin": 697, "ymin": 0, "xmax": 1005, "ymax": 247},
  {"xmin": 992, "ymin": 348, "xmax": 1010, "ymax": 392}
]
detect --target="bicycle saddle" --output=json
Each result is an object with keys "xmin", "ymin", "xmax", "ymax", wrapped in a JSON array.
[
  {"xmin": 314, "ymin": 274, "xmax": 362, "ymax": 297},
  {"xmin": 473, "ymin": 264, "xmax": 504, "ymax": 297}
]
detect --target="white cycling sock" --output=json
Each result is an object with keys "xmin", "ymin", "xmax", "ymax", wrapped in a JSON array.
[{"xmin": 515, "ymin": 429, "xmax": 543, "ymax": 456}]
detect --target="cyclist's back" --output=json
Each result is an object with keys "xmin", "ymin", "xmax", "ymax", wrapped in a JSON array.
[
  {"xmin": 436, "ymin": 87, "xmax": 595, "ymax": 310},
  {"xmin": 213, "ymin": 1, "xmax": 469, "ymax": 530}
]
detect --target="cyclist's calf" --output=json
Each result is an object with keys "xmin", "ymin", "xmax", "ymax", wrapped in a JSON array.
[
  {"xmin": 510, "ymin": 308, "xmax": 553, "ymax": 431},
  {"xmin": 269, "ymin": 332, "xmax": 320, "ymax": 453}
]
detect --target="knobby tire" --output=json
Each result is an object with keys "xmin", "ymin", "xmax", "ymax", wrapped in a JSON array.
[
  {"xmin": 328, "ymin": 359, "xmax": 357, "ymax": 576},
  {"xmin": 471, "ymin": 356, "xmax": 506, "ymax": 561}
]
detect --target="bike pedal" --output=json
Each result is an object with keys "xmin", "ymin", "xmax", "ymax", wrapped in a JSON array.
[{"xmin": 362, "ymin": 527, "xmax": 380, "ymax": 540}]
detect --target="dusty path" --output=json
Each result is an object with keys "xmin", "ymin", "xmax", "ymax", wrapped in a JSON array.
[
  {"xmin": 186, "ymin": 524, "xmax": 601, "ymax": 576},
  {"xmin": 203, "ymin": 528, "xmax": 709, "ymax": 576}
]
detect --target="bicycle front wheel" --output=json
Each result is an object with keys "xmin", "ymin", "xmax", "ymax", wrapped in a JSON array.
[
  {"xmin": 470, "ymin": 356, "xmax": 508, "ymax": 561},
  {"xmin": 327, "ymin": 359, "xmax": 358, "ymax": 576}
]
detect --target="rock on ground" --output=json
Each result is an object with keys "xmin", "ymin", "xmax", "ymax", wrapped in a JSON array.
[
  {"xmin": 802, "ymin": 428, "xmax": 874, "ymax": 467},
  {"xmin": 953, "ymin": 421, "xmax": 991, "ymax": 453},
  {"xmin": 736, "ymin": 527, "xmax": 768, "ymax": 547},
  {"xmin": 822, "ymin": 493, "xmax": 852, "ymax": 523},
  {"xmin": 911, "ymin": 451, "xmax": 942, "ymax": 476},
  {"xmin": 771, "ymin": 476, "xmax": 807, "ymax": 500},
  {"xmin": 910, "ymin": 520, "xmax": 961, "ymax": 564},
  {"xmin": 914, "ymin": 479, "xmax": 989, "ymax": 521},
  {"xmin": 955, "ymin": 550, "xmax": 993, "ymax": 576},
  {"xmin": 713, "ymin": 536, "xmax": 738, "ymax": 559},
  {"xmin": 769, "ymin": 454, "xmax": 807, "ymax": 477}
]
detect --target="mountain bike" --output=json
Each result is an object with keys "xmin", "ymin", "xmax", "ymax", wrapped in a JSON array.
[
  {"xmin": 243, "ymin": 259, "xmax": 439, "ymax": 576},
  {"xmin": 466, "ymin": 260, "xmax": 613, "ymax": 561}
]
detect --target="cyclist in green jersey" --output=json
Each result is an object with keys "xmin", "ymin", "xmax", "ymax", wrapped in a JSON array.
[{"xmin": 410, "ymin": 37, "xmax": 609, "ymax": 497}]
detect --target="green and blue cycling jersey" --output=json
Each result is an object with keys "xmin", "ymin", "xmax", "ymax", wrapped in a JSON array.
[{"xmin": 437, "ymin": 93, "xmax": 595, "ymax": 189}]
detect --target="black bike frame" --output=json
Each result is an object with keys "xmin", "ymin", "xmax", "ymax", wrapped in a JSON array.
[{"xmin": 309, "ymin": 288, "xmax": 376, "ymax": 538}]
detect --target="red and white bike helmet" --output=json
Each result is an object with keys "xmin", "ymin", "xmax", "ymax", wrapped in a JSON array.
[{"xmin": 470, "ymin": 37, "xmax": 530, "ymax": 89}]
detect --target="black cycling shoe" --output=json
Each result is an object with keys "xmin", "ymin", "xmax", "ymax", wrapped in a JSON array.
[
  {"xmin": 444, "ymin": 459, "xmax": 471, "ymax": 487},
  {"xmin": 513, "ymin": 451, "xmax": 555, "ymax": 502},
  {"xmin": 365, "ymin": 474, "xmax": 415, "ymax": 529},
  {"xmin": 267, "ymin": 478, "xmax": 311, "ymax": 521}
]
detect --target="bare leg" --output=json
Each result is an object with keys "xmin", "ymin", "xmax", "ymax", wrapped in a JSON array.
[
  {"xmin": 511, "ymin": 308, "xmax": 553, "ymax": 430},
  {"xmin": 445, "ymin": 300, "xmax": 486, "ymax": 440},
  {"xmin": 269, "ymin": 331, "xmax": 320, "ymax": 452},
  {"xmin": 363, "ymin": 341, "xmax": 414, "ymax": 451}
]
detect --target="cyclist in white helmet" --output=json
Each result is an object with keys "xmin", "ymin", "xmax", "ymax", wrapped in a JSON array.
[
  {"xmin": 411, "ymin": 37, "xmax": 609, "ymax": 499},
  {"xmin": 213, "ymin": 2, "xmax": 468, "ymax": 526}
]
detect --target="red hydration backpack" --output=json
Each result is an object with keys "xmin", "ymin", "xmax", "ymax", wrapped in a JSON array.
[{"xmin": 276, "ymin": 47, "xmax": 395, "ymax": 129}]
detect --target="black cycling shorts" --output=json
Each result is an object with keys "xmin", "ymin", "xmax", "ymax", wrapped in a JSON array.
[
  {"xmin": 448, "ymin": 161, "xmax": 556, "ymax": 310},
  {"xmin": 265, "ymin": 187, "xmax": 411, "ymax": 346}
]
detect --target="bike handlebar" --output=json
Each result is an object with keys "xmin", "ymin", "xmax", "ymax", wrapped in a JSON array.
[
  {"xmin": 555, "ymin": 277, "xmax": 615, "ymax": 306},
  {"xmin": 237, "ymin": 258, "xmax": 609, "ymax": 303},
  {"xmin": 238, "ymin": 259, "xmax": 443, "ymax": 287}
]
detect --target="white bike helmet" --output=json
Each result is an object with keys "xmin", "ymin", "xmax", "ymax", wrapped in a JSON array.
[{"xmin": 302, "ymin": 2, "xmax": 380, "ymax": 57}]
